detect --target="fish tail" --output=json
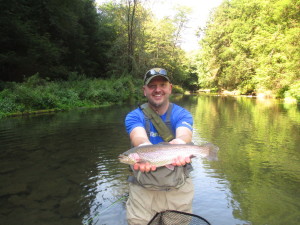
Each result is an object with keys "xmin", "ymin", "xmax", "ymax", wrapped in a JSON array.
[{"xmin": 202, "ymin": 143, "xmax": 219, "ymax": 161}]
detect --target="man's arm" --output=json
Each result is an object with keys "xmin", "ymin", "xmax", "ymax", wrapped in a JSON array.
[
  {"xmin": 129, "ymin": 127, "xmax": 152, "ymax": 147},
  {"xmin": 169, "ymin": 127, "xmax": 192, "ymax": 144}
]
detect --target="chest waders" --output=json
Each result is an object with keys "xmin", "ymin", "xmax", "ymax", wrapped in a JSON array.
[{"xmin": 127, "ymin": 103, "xmax": 192, "ymax": 191}]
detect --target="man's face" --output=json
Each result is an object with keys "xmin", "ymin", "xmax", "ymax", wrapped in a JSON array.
[{"xmin": 143, "ymin": 77, "xmax": 172, "ymax": 108}]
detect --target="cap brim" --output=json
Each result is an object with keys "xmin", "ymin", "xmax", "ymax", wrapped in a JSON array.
[{"xmin": 144, "ymin": 75, "xmax": 170, "ymax": 85}]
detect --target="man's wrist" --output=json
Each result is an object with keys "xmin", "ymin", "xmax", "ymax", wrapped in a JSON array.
[{"xmin": 169, "ymin": 138, "xmax": 186, "ymax": 144}]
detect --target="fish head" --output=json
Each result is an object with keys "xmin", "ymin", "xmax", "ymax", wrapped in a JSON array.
[{"xmin": 118, "ymin": 153, "xmax": 139, "ymax": 165}]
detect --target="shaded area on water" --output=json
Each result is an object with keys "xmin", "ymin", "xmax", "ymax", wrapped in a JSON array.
[{"xmin": 0, "ymin": 106, "xmax": 133, "ymax": 225}]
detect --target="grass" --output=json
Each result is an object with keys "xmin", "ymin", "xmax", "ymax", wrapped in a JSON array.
[{"xmin": 0, "ymin": 73, "xmax": 144, "ymax": 118}]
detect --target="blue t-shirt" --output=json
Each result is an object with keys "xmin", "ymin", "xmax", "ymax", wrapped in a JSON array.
[{"xmin": 125, "ymin": 103, "xmax": 193, "ymax": 144}]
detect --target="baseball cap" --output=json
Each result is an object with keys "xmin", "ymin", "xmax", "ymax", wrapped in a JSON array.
[{"xmin": 143, "ymin": 68, "xmax": 170, "ymax": 85}]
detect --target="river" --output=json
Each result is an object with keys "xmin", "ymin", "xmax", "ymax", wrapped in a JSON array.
[{"xmin": 0, "ymin": 95, "xmax": 299, "ymax": 225}]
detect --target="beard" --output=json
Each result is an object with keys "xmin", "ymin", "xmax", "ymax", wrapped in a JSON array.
[
  {"xmin": 148, "ymin": 99, "xmax": 163, "ymax": 108},
  {"xmin": 147, "ymin": 94, "xmax": 169, "ymax": 109}
]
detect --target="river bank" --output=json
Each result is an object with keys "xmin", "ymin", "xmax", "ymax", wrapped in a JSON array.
[
  {"xmin": 0, "ymin": 74, "xmax": 298, "ymax": 119},
  {"xmin": 0, "ymin": 74, "xmax": 141, "ymax": 118},
  {"xmin": 0, "ymin": 74, "xmax": 188, "ymax": 119},
  {"xmin": 198, "ymin": 89, "xmax": 299, "ymax": 104}
]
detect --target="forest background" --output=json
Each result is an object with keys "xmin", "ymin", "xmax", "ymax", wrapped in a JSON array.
[{"xmin": 0, "ymin": 0, "xmax": 299, "ymax": 118}]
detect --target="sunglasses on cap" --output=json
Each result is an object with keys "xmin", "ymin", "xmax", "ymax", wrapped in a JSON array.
[{"xmin": 144, "ymin": 68, "xmax": 169, "ymax": 85}]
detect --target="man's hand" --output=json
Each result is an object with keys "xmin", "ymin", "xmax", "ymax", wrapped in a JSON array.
[
  {"xmin": 172, "ymin": 155, "xmax": 191, "ymax": 166},
  {"xmin": 133, "ymin": 155, "xmax": 191, "ymax": 172},
  {"xmin": 133, "ymin": 142, "xmax": 156, "ymax": 172},
  {"xmin": 133, "ymin": 162, "xmax": 157, "ymax": 172},
  {"xmin": 169, "ymin": 138, "xmax": 191, "ymax": 166}
]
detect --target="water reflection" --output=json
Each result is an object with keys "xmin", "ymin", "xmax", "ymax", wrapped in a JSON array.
[
  {"xmin": 0, "ymin": 106, "xmax": 132, "ymax": 225},
  {"xmin": 176, "ymin": 95, "xmax": 300, "ymax": 225},
  {"xmin": 0, "ymin": 96, "xmax": 299, "ymax": 225}
]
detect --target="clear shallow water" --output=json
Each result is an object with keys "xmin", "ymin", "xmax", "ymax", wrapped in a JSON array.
[{"xmin": 0, "ymin": 95, "xmax": 299, "ymax": 225}]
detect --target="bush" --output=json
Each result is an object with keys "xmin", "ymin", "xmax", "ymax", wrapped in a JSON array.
[
  {"xmin": 284, "ymin": 81, "xmax": 300, "ymax": 102},
  {"xmin": 0, "ymin": 73, "xmax": 145, "ymax": 117},
  {"xmin": 172, "ymin": 85, "xmax": 184, "ymax": 94}
]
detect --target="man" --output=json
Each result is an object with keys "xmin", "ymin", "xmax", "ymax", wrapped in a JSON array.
[{"xmin": 125, "ymin": 68, "xmax": 194, "ymax": 225}]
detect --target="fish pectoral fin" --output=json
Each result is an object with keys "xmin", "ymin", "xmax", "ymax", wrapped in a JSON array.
[{"xmin": 165, "ymin": 164, "xmax": 175, "ymax": 170}]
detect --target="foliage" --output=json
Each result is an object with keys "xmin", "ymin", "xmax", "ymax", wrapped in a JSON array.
[
  {"xmin": 0, "ymin": 0, "xmax": 115, "ymax": 81},
  {"xmin": 1, "ymin": 0, "xmax": 299, "ymax": 103},
  {"xmin": 171, "ymin": 85, "xmax": 185, "ymax": 94},
  {"xmin": 0, "ymin": 73, "xmax": 143, "ymax": 118},
  {"xmin": 142, "ymin": 7, "xmax": 193, "ymax": 85},
  {"xmin": 197, "ymin": 0, "xmax": 300, "ymax": 100},
  {"xmin": 99, "ymin": 1, "xmax": 193, "ymax": 83},
  {"xmin": 284, "ymin": 80, "xmax": 300, "ymax": 102}
]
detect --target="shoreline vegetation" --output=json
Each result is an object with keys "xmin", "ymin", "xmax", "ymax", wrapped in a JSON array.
[
  {"xmin": 0, "ymin": 74, "xmax": 142, "ymax": 119},
  {"xmin": 198, "ymin": 88, "xmax": 299, "ymax": 103},
  {"xmin": 2, "ymin": 0, "xmax": 299, "ymax": 119},
  {"xmin": 0, "ymin": 74, "xmax": 298, "ymax": 119}
]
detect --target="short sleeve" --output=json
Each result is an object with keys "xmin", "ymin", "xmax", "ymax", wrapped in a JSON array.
[
  {"xmin": 125, "ymin": 108, "xmax": 145, "ymax": 134},
  {"xmin": 172, "ymin": 105, "xmax": 193, "ymax": 131}
]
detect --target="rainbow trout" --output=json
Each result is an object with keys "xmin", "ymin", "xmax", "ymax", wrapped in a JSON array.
[{"xmin": 118, "ymin": 143, "xmax": 219, "ymax": 168}]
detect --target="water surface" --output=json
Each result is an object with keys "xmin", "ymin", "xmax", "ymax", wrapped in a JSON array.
[{"xmin": 0, "ymin": 95, "xmax": 299, "ymax": 225}]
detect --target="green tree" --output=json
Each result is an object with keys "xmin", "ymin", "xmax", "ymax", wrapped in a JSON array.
[
  {"xmin": 197, "ymin": 0, "xmax": 300, "ymax": 99},
  {"xmin": 0, "ymin": 0, "xmax": 115, "ymax": 81},
  {"xmin": 99, "ymin": 1, "xmax": 193, "ymax": 84}
]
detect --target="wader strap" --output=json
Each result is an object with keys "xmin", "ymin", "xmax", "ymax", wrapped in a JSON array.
[
  {"xmin": 139, "ymin": 103, "xmax": 175, "ymax": 142},
  {"xmin": 165, "ymin": 103, "xmax": 173, "ymax": 132},
  {"xmin": 145, "ymin": 115, "xmax": 151, "ymax": 139}
]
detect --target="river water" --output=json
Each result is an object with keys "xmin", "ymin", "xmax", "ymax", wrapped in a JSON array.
[{"xmin": 0, "ymin": 95, "xmax": 299, "ymax": 225}]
